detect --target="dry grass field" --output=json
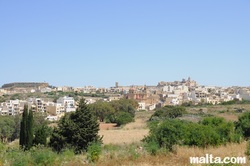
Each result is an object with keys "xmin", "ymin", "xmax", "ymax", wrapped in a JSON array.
[
  {"xmin": 96, "ymin": 142, "xmax": 248, "ymax": 166},
  {"xmin": 99, "ymin": 111, "xmax": 152, "ymax": 145},
  {"xmin": 96, "ymin": 105, "xmax": 250, "ymax": 165}
]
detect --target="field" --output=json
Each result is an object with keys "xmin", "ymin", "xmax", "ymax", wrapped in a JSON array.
[
  {"xmin": 99, "ymin": 111, "xmax": 150, "ymax": 145},
  {"xmin": 96, "ymin": 104, "xmax": 250, "ymax": 165},
  {"xmin": 2, "ymin": 104, "xmax": 250, "ymax": 166}
]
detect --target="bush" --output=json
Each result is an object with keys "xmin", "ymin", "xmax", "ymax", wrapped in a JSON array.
[
  {"xmin": 235, "ymin": 112, "xmax": 250, "ymax": 138},
  {"xmin": 32, "ymin": 146, "xmax": 57, "ymax": 166},
  {"xmin": 144, "ymin": 117, "xmax": 243, "ymax": 155},
  {"xmin": 143, "ymin": 119, "xmax": 185, "ymax": 152},
  {"xmin": 115, "ymin": 112, "xmax": 134, "ymax": 126},
  {"xmin": 144, "ymin": 140, "xmax": 159, "ymax": 155},
  {"xmin": 87, "ymin": 142, "xmax": 102, "ymax": 163},
  {"xmin": 149, "ymin": 106, "xmax": 187, "ymax": 121},
  {"xmin": 6, "ymin": 149, "xmax": 32, "ymax": 166}
]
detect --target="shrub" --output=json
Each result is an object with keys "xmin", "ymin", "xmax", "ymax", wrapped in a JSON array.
[
  {"xmin": 32, "ymin": 146, "xmax": 57, "ymax": 166},
  {"xmin": 115, "ymin": 112, "xmax": 134, "ymax": 126},
  {"xmin": 87, "ymin": 142, "xmax": 102, "ymax": 163},
  {"xmin": 144, "ymin": 140, "xmax": 159, "ymax": 155},
  {"xmin": 143, "ymin": 119, "xmax": 185, "ymax": 152},
  {"xmin": 149, "ymin": 106, "xmax": 187, "ymax": 121},
  {"xmin": 144, "ymin": 117, "xmax": 243, "ymax": 155},
  {"xmin": 236, "ymin": 112, "xmax": 250, "ymax": 138}
]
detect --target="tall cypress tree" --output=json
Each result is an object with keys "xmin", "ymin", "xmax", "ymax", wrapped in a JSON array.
[
  {"xmin": 27, "ymin": 110, "xmax": 33, "ymax": 150},
  {"xmin": 20, "ymin": 105, "xmax": 28, "ymax": 149},
  {"xmin": 19, "ymin": 104, "xmax": 33, "ymax": 150}
]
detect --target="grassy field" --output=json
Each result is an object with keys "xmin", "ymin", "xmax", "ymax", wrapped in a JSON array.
[{"xmin": 96, "ymin": 104, "xmax": 250, "ymax": 165}]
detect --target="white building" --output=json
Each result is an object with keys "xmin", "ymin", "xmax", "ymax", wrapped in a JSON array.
[
  {"xmin": 57, "ymin": 96, "xmax": 76, "ymax": 113},
  {"xmin": 138, "ymin": 102, "xmax": 146, "ymax": 110},
  {"xmin": 0, "ymin": 99, "xmax": 22, "ymax": 115}
]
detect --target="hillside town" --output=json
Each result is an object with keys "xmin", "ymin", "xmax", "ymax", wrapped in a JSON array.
[{"xmin": 1, "ymin": 78, "xmax": 250, "ymax": 121}]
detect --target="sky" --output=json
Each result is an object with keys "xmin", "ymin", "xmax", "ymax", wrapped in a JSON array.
[{"xmin": 0, "ymin": 0, "xmax": 250, "ymax": 88}]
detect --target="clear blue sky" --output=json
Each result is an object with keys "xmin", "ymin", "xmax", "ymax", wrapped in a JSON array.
[{"xmin": 1, "ymin": 1, "xmax": 249, "ymax": 88}]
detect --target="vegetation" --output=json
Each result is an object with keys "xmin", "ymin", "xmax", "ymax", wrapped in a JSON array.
[
  {"xmin": 1, "ymin": 99, "xmax": 250, "ymax": 165},
  {"xmin": 89, "ymin": 99, "xmax": 138, "ymax": 126},
  {"xmin": 49, "ymin": 98, "xmax": 102, "ymax": 154},
  {"xmin": 33, "ymin": 125, "xmax": 49, "ymax": 146},
  {"xmin": 144, "ymin": 117, "xmax": 243, "ymax": 153},
  {"xmin": 87, "ymin": 141, "xmax": 102, "ymax": 163},
  {"xmin": 0, "ymin": 116, "xmax": 16, "ymax": 143},
  {"xmin": 19, "ymin": 105, "xmax": 34, "ymax": 150},
  {"xmin": 149, "ymin": 106, "xmax": 187, "ymax": 121},
  {"xmin": 235, "ymin": 112, "xmax": 250, "ymax": 138},
  {"xmin": 220, "ymin": 99, "xmax": 250, "ymax": 105},
  {"xmin": 89, "ymin": 101, "xmax": 115, "ymax": 122}
]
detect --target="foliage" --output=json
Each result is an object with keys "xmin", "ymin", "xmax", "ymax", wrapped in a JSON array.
[
  {"xmin": 235, "ymin": 112, "xmax": 250, "ymax": 138},
  {"xmin": 33, "ymin": 125, "xmax": 50, "ymax": 146},
  {"xmin": 115, "ymin": 111, "xmax": 134, "ymax": 126},
  {"xmin": 144, "ymin": 140, "xmax": 159, "ymax": 155},
  {"xmin": 49, "ymin": 98, "xmax": 102, "ymax": 154},
  {"xmin": 143, "ymin": 119, "xmax": 186, "ymax": 152},
  {"xmin": 11, "ymin": 115, "xmax": 21, "ymax": 141},
  {"xmin": 89, "ymin": 98, "xmax": 138, "ymax": 126},
  {"xmin": 220, "ymin": 99, "xmax": 250, "ymax": 105},
  {"xmin": 144, "ymin": 117, "xmax": 243, "ymax": 154},
  {"xmin": 33, "ymin": 112, "xmax": 52, "ymax": 146},
  {"xmin": 149, "ymin": 106, "xmax": 187, "ymax": 121},
  {"xmin": 89, "ymin": 101, "xmax": 115, "ymax": 122},
  {"xmin": 31, "ymin": 146, "xmax": 57, "ymax": 166},
  {"xmin": 87, "ymin": 141, "xmax": 102, "ymax": 163},
  {"xmin": 110, "ymin": 98, "xmax": 138, "ymax": 115},
  {"xmin": 0, "ymin": 116, "xmax": 15, "ymax": 143},
  {"xmin": 20, "ymin": 105, "xmax": 34, "ymax": 150},
  {"xmin": 0, "ymin": 96, "xmax": 5, "ymax": 103}
]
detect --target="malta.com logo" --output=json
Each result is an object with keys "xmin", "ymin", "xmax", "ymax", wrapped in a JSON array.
[{"xmin": 190, "ymin": 154, "xmax": 246, "ymax": 164}]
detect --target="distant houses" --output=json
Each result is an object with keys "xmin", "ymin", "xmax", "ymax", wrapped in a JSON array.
[{"xmin": 0, "ymin": 79, "xmax": 250, "ymax": 119}]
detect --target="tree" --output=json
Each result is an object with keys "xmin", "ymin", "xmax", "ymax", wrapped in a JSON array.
[
  {"xmin": 27, "ymin": 110, "xmax": 34, "ymax": 149},
  {"xmin": 0, "ymin": 116, "xmax": 15, "ymax": 143},
  {"xmin": 89, "ymin": 101, "xmax": 115, "ymax": 122},
  {"xmin": 49, "ymin": 98, "xmax": 101, "ymax": 154},
  {"xmin": 115, "ymin": 112, "xmax": 134, "ymax": 126},
  {"xmin": 149, "ymin": 106, "xmax": 187, "ymax": 121},
  {"xmin": 33, "ymin": 125, "xmax": 48, "ymax": 146},
  {"xmin": 19, "ymin": 105, "xmax": 34, "ymax": 150},
  {"xmin": 236, "ymin": 112, "xmax": 250, "ymax": 138}
]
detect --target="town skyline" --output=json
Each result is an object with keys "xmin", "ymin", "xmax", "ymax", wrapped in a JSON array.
[{"xmin": 1, "ymin": 77, "xmax": 250, "ymax": 89}]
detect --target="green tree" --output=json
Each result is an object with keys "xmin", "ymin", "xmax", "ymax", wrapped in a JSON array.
[
  {"xmin": 33, "ymin": 125, "xmax": 48, "ymax": 146},
  {"xmin": 143, "ymin": 119, "xmax": 186, "ymax": 152},
  {"xmin": 236, "ymin": 112, "xmax": 250, "ymax": 138},
  {"xmin": 149, "ymin": 106, "xmax": 187, "ymax": 121},
  {"xmin": 11, "ymin": 115, "xmax": 21, "ymax": 141},
  {"xmin": 115, "ymin": 111, "xmax": 134, "ymax": 126},
  {"xmin": 49, "ymin": 98, "xmax": 102, "ymax": 154},
  {"xmin": 89, "ymin": 101, "xmax": 115, "ymax": 122},
  {"xmin": 0, "ymin": 116, "xmax": 15, "ymax": 143},
  {"xmin": 27, "ymin": 110, "xmax": 34, "ymax": 149},
  {"xmin": 19, "ymin": 105, "xmax": 34, "ymax": 150}
]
